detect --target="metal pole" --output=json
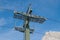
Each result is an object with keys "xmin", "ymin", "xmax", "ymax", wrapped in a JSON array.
[
  {"xmin": 24, "ymin": 19, "xmax": 30, "ymax": 40},
  {"xmin": 25, "ymin": 26, "xmax": 30, "ymax": 40}
]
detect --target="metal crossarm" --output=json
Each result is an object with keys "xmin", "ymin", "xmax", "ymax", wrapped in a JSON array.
[
  {"xmin": 15, "ymin": 27, "xmax": 25, "ymax": 32},
  {"xmin": 14, "ymin": 12, "xmax": 26, "ymax": 20},
  {"xmin": 15, "ymin": 27, "xmax": 34, "ymax": 33},
  {"xmin": 14, "ymin": 12, "xmax": 46, "ymax": 23},
  {"xmin": 28, "ymin": 15, "xmax": 46, "ymax": 23}
]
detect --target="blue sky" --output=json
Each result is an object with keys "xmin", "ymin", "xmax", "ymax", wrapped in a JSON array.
[{"xmin": 0, "ymin": 0, "xmax": 60, "ymax": 40}]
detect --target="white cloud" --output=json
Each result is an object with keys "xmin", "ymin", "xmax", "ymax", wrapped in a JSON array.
[
  {"xmin": 42, "ymin": 31, "xmax": 60, "ymax": 40},
  {"xmin": 0, "ymin": 18, "xmax": 7, "ymax": 26},
  {"xmin": 0, "ymin": 29, "xmax": 23, "ymax": 40},
  {"xmin": 0, "ymin": 7, "xmax": 6, "ymax": 12}
]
